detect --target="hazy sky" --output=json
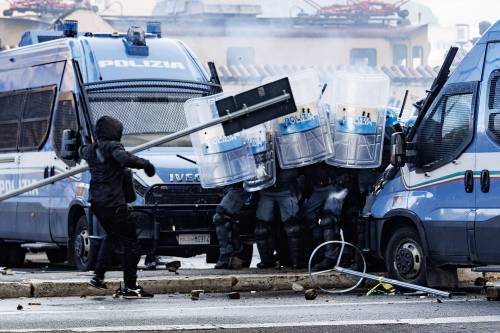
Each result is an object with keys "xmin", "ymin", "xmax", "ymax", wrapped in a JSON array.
[
  {"xmin": 414, "ymin": 0, "xmax": 499, "ymax": 28},
  {"xmin": 1, "ymin": 0, "xmax": 498, "ymax": 29}
]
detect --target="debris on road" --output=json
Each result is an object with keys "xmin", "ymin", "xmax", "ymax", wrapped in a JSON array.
[
  {"xmin": 486, "ymin": 286, "xmax": 500, "ymax": 301},
  {"xmin": 292, "ymin": 283, "xmax": 304, "ymax": 292},
  {"xmin": 191, "ymin": 290, "xmax": 204, "ymax": 301},
  {"xmin": 228, "ymin": 292, "xmax": 240, "ymax": 300},
  {"xmin": 304, "ymin": 289, "xmax": 317, "ymax": 300},
  {"xmin": 28, "ymin": 302, "xmax": 41, "ymax": 306},
  {"xmin": 16, "ymin": 304, "xmax": 23, "ymax": 311}
]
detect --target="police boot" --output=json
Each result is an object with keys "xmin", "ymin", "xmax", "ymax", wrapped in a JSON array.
[
  {"xmin": 213, "ymin": 212, "xmax": 233, "ymax": 269},
  {"xmin": 284, "ymin": 219, "xmax": 306, "ymax": 269},
  {"xmin": 255, "ymin": 220, "xmax": 276, "ymax": 269},
  {"xmin": 228, "ymin": 220, "xmax": 244, "ymax": 270},
  {"xmin": 313, "ymin": 217, "xmax": 340, "ymax": 271}
]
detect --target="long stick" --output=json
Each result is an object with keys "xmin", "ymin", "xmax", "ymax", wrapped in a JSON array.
[
  {"xmin": 335, "ymin": 266, "xmax": 451, "ymax": 298},
  {"xmin": 0, "ymin": 93, "xmax": 291, "ymax": 202}
]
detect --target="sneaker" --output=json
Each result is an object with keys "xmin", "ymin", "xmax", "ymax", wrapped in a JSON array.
[
  {"xmin": 88, "ymin": 276, "xmax": 108, "ymax": 290},
  {"xmin": 122, "ymin": 286, "xmax": 154, "ymax": 299}
]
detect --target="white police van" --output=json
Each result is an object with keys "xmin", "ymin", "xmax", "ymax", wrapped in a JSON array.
[
  {"xmin": 365, "ymin": 20, "xmax": 500, "ymax": 287},
  {"xmin": 0, "ymin": 21, "xmax": 255, "ymax": 270}
]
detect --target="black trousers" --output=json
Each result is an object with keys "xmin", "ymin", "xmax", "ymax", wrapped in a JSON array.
[{"xmin": 93, "ymin": 204, "xmax": 140, "ymax": 289}]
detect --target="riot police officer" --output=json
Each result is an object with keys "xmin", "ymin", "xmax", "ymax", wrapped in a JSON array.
[
  {"xmin": 302, "ymin": 163, "xmax": 351, "ymax": 270},
  {"xmin": 255, "ymin": 166, "xmax": 304, "ymax": 269},
  {"xmin": 213, "ymin": 184, "xmax": 248, "ymax": 269}
]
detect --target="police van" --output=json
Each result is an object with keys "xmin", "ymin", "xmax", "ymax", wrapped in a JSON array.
[
  {"xmin": 0, "ymin": 21, "xmax": 254, "ymax": 270},
  {"xmin": 365, "ymin": 20, "xmax": 500, "ymax": 287}
]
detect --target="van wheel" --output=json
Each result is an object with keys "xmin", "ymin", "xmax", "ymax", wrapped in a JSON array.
[
  {"xmin": 46, "ymin": 249, "xmax": 67, "ymax": 264},
  {"xmin": 0, "ymin": 242, "xmax": 25, "ymax": 267},
  {"xmin": 73, "ymin": 216, "xmax": 97, "ymax": 271},
  {"xmin": 385, "ymin": 226, "xmax": 427, "ymax": 286},
  {"xmin": 206, "ymin": 248, "xmax": 219, "ymax": 264},
  {"xmin": 0, "ymin": 243, "xmax": 26, "ymax": 268}
]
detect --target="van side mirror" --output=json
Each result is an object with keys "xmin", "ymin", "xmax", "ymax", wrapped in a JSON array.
[
  {"xmin": 61, "ymin": 129, "xmax": 81, "ymax": 161},
  {"xmin": 391, "ymin": 132, "xmax": 407, "ymax": 167}
]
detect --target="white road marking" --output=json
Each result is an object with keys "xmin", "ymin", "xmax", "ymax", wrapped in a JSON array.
[
  {"xmin": 2, "ymin": 315, "xmax": 500, "ymax": 332},
  {"xmin": 0, "ymin": 298, "xmax": 475, "ymax": 316}
]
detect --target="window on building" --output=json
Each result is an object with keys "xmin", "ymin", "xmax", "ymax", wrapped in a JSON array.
[
  {"xmin": 412, "ymin": 46, "xmax": 424, "ymax": 67},
  {"xmin": 393, "ymin": 44, "xmax": 408, "ymax": 66},
  {"xmin": 227, "ymin": 47, "xmax": 255, "ymax": 66},
  {"xmin": 350, "ymin": 48, "xmax": 377, "ymax": 67}
]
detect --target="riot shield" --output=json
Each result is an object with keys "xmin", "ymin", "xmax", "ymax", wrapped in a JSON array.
[
  {"xmin": 184, "ymin": 93, "xmax": 256, "ymax": 188},
  {"xmin": 242, "ymin": 124, "xmax": 276, "ymax": 192},
  {"xmin": 326, "ymin": 70, "xmax": 390, "ymax": 169},
  {"xmin": 270, "ymin": 70, "xmax": 333, "ymax": 169}
]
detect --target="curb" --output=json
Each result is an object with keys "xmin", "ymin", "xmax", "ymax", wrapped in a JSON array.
[{"xmin": 0, "ymin": 272, "xmax": 357, "ymax": 299}]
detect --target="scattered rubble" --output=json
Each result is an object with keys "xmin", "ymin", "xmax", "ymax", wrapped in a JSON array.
[{"xmin": 304, "ymin": 289, "xmax": 317, "ymax": 300}]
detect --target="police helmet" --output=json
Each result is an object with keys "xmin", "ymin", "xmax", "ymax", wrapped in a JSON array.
[{"xmin": 385, "ymin": 108, "xmax": 399, "ymax": 127}]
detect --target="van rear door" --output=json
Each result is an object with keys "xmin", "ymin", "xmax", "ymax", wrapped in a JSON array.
[{"xmin": 474, "ymin": 42, "xmax": 500, "ymax": 264}]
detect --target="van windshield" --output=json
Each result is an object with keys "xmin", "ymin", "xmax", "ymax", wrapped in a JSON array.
[{"xmin": 85, "ymin": 79, "xmax": 220, "ymax": 147}]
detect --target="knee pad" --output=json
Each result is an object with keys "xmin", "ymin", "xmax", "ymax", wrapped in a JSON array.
[
  {"xmin": 283, "ymin": 219, "xmax": 301, "ymax": 237},
  {"xmin": 254, "ymin": 221, "xmax": 271, "ymax": 241},
  {"xmin": 213, "ymin": 210, "xmax": 232, "ymax": 226}
]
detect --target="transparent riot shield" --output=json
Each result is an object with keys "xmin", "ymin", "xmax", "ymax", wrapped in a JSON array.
[
  {"xmin": 270, "ymin": 70, "xmax": 333, "ymax": 169},
  {"xmin": 184, "ymin": 93, "xmax": 256, "ymax": 188},
  {"xmin": 242, "ymin": 124, "xmax": 276, "ymax": 192},
  {"xmin": 326, "ymin": 71, "xmax": 390, "ymax": 169}
]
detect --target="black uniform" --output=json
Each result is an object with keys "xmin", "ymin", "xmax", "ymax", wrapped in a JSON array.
[
  {"xmin": 302, "ymin": 163, "xmax": 352, "ymax": 270},
  {"xmin": 80, "ymin": 116, "xmax": 155, "ymax": 290},
  {"xmin": 213, "ymin": 185, "xmax": 249, "ymax": 269},
  {"xmin": 255, "ymin": 166, "xmax": 303, "ymax": 268}
]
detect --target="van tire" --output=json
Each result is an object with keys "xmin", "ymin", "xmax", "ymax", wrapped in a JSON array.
[
  {"xmin": 0, "ymin": 242, "xmax": 25, "ymax": 267},
  {"xmin": 73, "ymin": 215, "xmax": 97, "ymax": 271},
  {"xmin": 385, "ymin": 226, "xmax": 427, "ymax": 286},
  {"xmin": 0, "ymin": 243, "xmax": 26, "ymax": 268},
  {"xmin": 206, "ymin": 248, "xmax": 219, "ymax": 264}
]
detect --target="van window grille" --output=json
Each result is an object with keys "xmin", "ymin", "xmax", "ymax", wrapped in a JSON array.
[
  {"xmin": 0, "ymin": 91, "xmax": 24, "ymax": 151},
  {"xmin": 0, "ymin": 123, "xmax": 19, "ymax": 150},
  {"xmin": 0, "ymin": 93, "xmax": 24, "ymax": 122},
  {"xmin": 417, "ymin": 93, "xmax": 473, "ymax": 170},
  {"xmin": 489, "ymin": 75, "xmax": 500, "ymax": 109},
  {"xmin": 487, "ymin": 74, "xmax": 500, "ymax": 144},
  {"xmin": 53, "ymin": 95, "xmax": 78, "ymax": 166},
  {"xmin": 19, "ymin": 87, "xmax": 55, "ymax": 150},
  {"xmin": 85, "ymin": 79, "xmax": 221, "ymax": 147}
]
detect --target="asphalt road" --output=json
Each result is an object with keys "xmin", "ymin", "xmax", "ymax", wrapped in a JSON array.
[{"xmin": 1, "ymin": 291, "xmax": 500, "ymax": 332}]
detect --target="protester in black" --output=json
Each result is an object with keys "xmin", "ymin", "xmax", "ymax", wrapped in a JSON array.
[{"xmin": 79, "ymin": 116, "xmax": 156, "ymax": 298}]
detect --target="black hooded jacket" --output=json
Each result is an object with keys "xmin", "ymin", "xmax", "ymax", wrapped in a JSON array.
[{"xmin": 79, "ymin": 116, "xmax": 150, "ymax": 207}]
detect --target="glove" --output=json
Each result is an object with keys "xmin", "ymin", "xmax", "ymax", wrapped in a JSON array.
[{"xmin": 144, "ymin": 161, "xmax": 156, "ymax": 177}]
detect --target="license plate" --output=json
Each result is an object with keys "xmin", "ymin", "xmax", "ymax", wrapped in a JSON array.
[{"xmin": 177, "ymin": 234, "xmax": 211, "ymax": 245}]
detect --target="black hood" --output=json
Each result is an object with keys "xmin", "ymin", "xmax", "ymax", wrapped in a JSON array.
[{"xmin": 95, "ymin": 116, "xmax": 123, "ymax": 141}]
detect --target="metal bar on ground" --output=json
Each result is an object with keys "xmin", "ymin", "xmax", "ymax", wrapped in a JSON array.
[
  {"xmin": 0, "ymin": 93, "xmax": 291, "ymax": 202},
  {"xmin": 335, "ymin": 266, "xmax": 451, "ymax": 298}
]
